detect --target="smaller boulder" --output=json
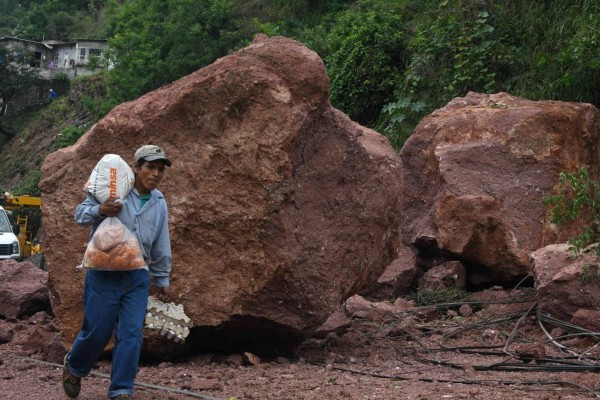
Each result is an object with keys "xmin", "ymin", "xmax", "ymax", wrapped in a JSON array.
[
  {"xmin": 571, "ymin": 309, "xmax": 600, "ymax": 333},
  {"xmin": 313, "ymin": 310, "xmax": 352, "ymax": 339},
  {"xmin": 0, "ymin": 260, "xmax": 50, "ymax": 318},
  {"xmin": 419, "ymin": 261, "xmax": 466, "ymax": 290},
  {"xmin": 532, "ymin": 243, "xmax": 600, "ymax": 330},
  {"xmin": 344, "ymin": 294, "xmax": 395, "ymax": 321},
  {"xmin": 458, "ymin": 304, "xmax": 473, "ymax": 317},
  {"xmin": 514, "ymin": 343, "xmax": 547, "ymax": 363},
  {"xmin": 360, "ymin": 245, "xmax": 417, "ymax": 300}
]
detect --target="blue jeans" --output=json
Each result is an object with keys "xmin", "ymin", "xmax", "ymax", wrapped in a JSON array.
[{"xmin": 65, "ymin": 268, "xmax": 150, "ymax": 398}]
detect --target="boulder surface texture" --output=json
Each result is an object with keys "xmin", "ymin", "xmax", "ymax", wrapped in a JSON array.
[
  {"xmin": 400, "ymin": 92, "xmax": 600, "ymax": 285},
  {"xmin": 40, "ymin": 35, "xmax": 402, "ymax": 348},
  {"xmin": 532, "ymin": 243, "xmax": 600, "ymax": 332},
  {"xmin": 0, "ymin": 259, "xmax": 49, "ymax": 319}
]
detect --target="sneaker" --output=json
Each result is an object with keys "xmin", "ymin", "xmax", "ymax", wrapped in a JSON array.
[
  {"xmin": 62, "ymin": 354, "xmax": 81, "ymax": 398},
  {"xmin": 111, "ymin": 395, "xmax": 134, "ymax": 399}
]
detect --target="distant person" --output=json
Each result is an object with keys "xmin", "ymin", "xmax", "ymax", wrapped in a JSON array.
[{"xmin": 49, "ymin": 89, "xmax": 57, "ymax": 100}]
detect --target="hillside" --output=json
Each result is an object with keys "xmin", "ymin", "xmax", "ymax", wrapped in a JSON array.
[{"xmin": 0, "ymin": 75, "xmax": 108, "ymax": 195}]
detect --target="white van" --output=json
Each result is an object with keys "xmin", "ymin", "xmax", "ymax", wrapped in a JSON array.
[{"xmin": 0, "ymin": 205, "xmax": 20, "ymax": 259}]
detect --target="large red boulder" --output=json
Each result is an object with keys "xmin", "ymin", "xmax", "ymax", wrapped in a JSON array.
[
  {"xmin": 40, "ymin": 35, "xmax": 402, "ymax": 348},
  {"xmin": 400, "ymin": 92, "xmax": 600, "ymax": 285}
]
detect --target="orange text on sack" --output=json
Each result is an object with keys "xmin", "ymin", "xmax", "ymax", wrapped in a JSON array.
[{"xmin": 109, "ymin": 168, "xmax": 117, "ymax": 199}]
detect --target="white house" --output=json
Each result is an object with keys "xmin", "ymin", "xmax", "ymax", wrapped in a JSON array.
[{"xmin": 0, "ymin": 36, "xmax": 109, "ymax": 79}]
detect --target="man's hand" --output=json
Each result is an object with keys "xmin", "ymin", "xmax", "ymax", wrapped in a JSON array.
[
  {"xmin": 99, "ymin": 197, "xmax": 122, "ymax": 217},
  {"xmin": 150, "ymin": 285, "xmax": 171, "ymax": 301}
]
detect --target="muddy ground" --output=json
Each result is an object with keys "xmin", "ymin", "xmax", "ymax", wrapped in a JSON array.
[{"xmin": 1, "ymin": 288, "xmax": 599, "ymax": 399}]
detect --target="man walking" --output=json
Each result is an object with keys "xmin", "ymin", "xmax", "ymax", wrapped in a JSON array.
[{"xmin": 62, "ymin": 145, "xmax": 173, "ymax": 399}]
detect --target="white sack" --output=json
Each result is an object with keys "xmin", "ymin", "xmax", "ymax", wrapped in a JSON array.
[{"xmin": 84, "ymin": 154, "xmax": 134, "ymax": 203}]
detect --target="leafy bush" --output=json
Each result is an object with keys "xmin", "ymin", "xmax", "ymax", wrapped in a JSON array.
[
  {"xmin": 47, "ymin": 100, "xmax": 71, "ymax": 122},
  {"xmin": 79, "ymin": 94, "xmax": 117, "ymax": 120},
  {"xmin": 554, "ymin": 9, "xmax": 600, "ymax": 104},
  {"xmin": 13, "ymin": 170, "xmax": 41, "ymax": 197},
  {"xmin": 55, "ymin": 125, "xmax": 86, "ymax": 149},
  {"xmin": 71, "ymin": 73, "xmax": 116, "ymax": 119},
  {"xmin": 0, "ymin": 43, "xmax": 40, "ymax": 115},
  {"xmin": 53, "ymin": 72, "xmax": 70, "ymax": 81},
  {"xmin": 326, "ymin": 1, "xmax": 406, "ymax": 127},
  {"xmin": 581, "ymin": 263, "xmax": 600, "ymax": 282},
  {"xmin": 106, "ymin": 0, "xmax": 246, "ymax": 102},
  {"xmin": 86, "ymin": 54, "xmax": 101, "ymax": 71},
  {"xmin": 381, "ymin": 1, "xmax": 520, "ymax": 150},
  {"xmin": 248, "ymin": 0, "xmax": 351, "ymax": 57},
  {"xmin": 544, "ymin": 167, "xmax": 600, "ymax": 255},
  {"xmin": 510, "ymin": 1, "xmax": 600, "ymax": 104}
]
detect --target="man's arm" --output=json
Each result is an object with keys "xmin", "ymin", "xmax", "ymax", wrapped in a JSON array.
[
  {"xmin": 74, "ymin": 194, "xmax": 103, "ymax": 226},
  {"xmin": 149, "ymin": 201, "xmax": 172, "ymax": 295},
  {"xmin": 74, "ymin": 194, "xmax": 122, "ymax": 226}
]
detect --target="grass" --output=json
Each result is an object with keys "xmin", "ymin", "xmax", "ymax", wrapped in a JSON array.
[{"xmin": 407, "ymin": 286, "xmax": 468, "ymax": 307}]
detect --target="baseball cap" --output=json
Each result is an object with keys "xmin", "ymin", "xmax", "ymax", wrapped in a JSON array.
[{"xmin": 134, "ymin": 145, "xmax": 172, "ymax": 167}]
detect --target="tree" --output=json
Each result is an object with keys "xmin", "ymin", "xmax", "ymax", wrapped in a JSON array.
[
  {"xmin": 106, "ymin": 0, "xmax": 246, "ymax": 102},
  {"xmin": 0, "ymin": 0, "xmax": 36, "ymax": 38},
  {"xmin": 380, "ymin": 1, "xmax": 521, "ymax": 149},
  {"xmin": 45, "ymin": 11, "xmax": 75, "ymax": 40},
  {"xmin": 0, "ymin": 44, "xmax": 40, "ymax": 136},
  {"xmin": 326, "ymin": 1, "xmax": 407, "ymax": 127}
]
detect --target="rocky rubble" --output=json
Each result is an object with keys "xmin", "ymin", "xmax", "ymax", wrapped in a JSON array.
[{"xmin": 2, "ymin": 258, "xmax": 600, "ymax": 399}]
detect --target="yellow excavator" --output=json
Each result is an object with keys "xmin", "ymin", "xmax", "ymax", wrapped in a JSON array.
[{"xmin": 0, "ymin": 192, "xmax": 42, "ymax": 258}]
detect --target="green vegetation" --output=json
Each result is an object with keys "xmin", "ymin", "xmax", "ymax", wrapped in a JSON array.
[
  {"xmin": 581, "ymin": 264, "xmax": 600, "ymax": 283},
  {"xmin": 2, "ymin": 0, "xmax": 600, "ymax": 193},
  {"xmin": 510, "ymin": 1, "xmax": 600, "ymax": 105},
  {"xmin": 72, "ymin": 72, "xmax": 117, "ymax": 120},
  {"xmin": 407, "ymin": 286, "xmax": 467, "ymax": 307},
  {"xmin": 55, "ymin": 125, "xmax": 86, "ymax": 149},
  {"xmin": 326, "ymin": 1, "xmax": 406, "ymax": 127},
  {"xmin": 378, "ymin": 1, "xmax": 523, "ymax": 148},
  {"xmin": 0, "ymin": 44, "xmax": 40, "ymax": 135},
  {"xmin": 14, "ymin": 170, "xmax": 41, "ymax": 197},
  {"xmin": 105, "ymin": 0, "xmax": 245, "ymax": 102},
  {"xmin": 544, "ymin": 167, "xmax": 600, "ymax": 256},
  {"xmin": 0, "ymin": 0, "xmax": 108, "ymax": 40}
]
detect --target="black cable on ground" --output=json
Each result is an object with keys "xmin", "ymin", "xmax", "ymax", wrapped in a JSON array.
[
  {"xmin": 503, "ymin": 302, "xmax": 537, "ymax": 354},
  {"xmin": 357, "ymin": 284, "xmax": 600, "ymax": 397},
  {"xmin": 473, "ymin": 362, "xmax": 600, "ymax": 372}
]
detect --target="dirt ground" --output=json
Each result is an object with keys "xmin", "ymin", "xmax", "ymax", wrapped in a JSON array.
[{"xmin": 1, "ymin": 289, "xmax": 600, "ymax": 400}]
